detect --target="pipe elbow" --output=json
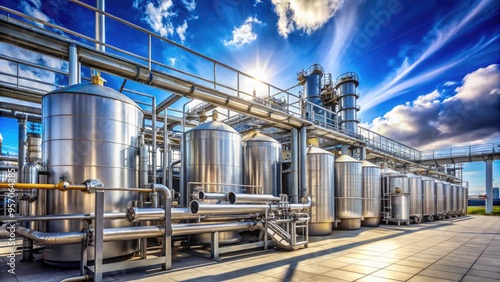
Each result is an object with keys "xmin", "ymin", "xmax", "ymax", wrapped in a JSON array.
[{"xmin": 150, "ymin": 183, "xmax": 172, "ymax": 199}]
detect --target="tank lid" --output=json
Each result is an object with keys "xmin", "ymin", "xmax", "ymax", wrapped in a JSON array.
[
  {"xmin": 242, "ymin": 130, "xmax": 278, "ymax": 143},
  {"xmin": 307, "ymin": 146, "xmax": 334, "ymax": 155},
  {"xmin": 335, "ymin": 154, "xmax": 361, "ymax": 163},
  {"xmin": 46, "ymin": 83, "xmax": 139, "ymax": 107},
  {"xmin": 361, "ymin": 160, "xmax": 378, "ymax": 168},
  {"xmin": 189, "ymin": 120, "xmax": 239, "ymax": 134}
]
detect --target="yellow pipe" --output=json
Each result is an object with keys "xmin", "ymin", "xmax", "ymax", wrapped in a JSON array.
[{"xmin": 0, "ymin": 182, "xmax": 86, "ymax": 192}]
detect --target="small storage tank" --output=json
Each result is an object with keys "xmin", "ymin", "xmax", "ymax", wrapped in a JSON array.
[
  {"xmin": 389, "ymin": 174, "xmax": 409, "ymax": 193},
  {"xmin": 391, "ymin": 192, "xmax": 410, "ymax": 222},
  {"xmin": 242, "ymin": 130, "xmax": 281, "ymax": 195},
  {"xmin": 43, "ymin": 82, "xmax": 143, "ymax": 265},
  {"xmin": 306, "ymin": 146, "xmax": 335, "ymax": 235},
  {"xmin": 408, "ymin": 174, "xmax": 423, "ymax": 219},
  {"xmin": 422, "ymin": 178, "xmax": 436, "ymax": 220},
  {"xmin": 361, "ymin": 160, "xmax": 381, "ymax": 227},
  {"xmin": 435, "ymin": 181, "xmax": 445, "ymax": 218},
  {"xmin": 334, "ymin": 155, "xmax": 362, "ymax": 230},
  {"xmin": 443, "ymin": 182, "xmax": 452, "ymax": 216}
]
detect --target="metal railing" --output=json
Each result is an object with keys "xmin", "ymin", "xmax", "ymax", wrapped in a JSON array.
[
  {"xmin": 358, "ymin": 126, "xmax": 422, "ymax": 161},
  {"xmin": 420, "ymin": 142, "xmax": 500, "ymax": 160}
]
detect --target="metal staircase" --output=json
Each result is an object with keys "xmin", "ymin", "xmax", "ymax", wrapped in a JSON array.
[{"xmin": 262, "ymin": 216, "xmax": 309, "ymax": 250}]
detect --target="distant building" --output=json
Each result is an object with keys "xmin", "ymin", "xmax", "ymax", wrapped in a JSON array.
[{"xmin": 493, "ymin": 187, "xmax": 499, "ymax": 200}]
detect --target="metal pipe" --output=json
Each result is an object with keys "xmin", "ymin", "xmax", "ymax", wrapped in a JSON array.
[
  {"xmin": 150, "ymin": 183, "xmax": 172, "ymax": 270},
  {"xmin": 290, "ymin": 128, "xmax": 299, "ymax": 204},
  {"xmin": 0, "ymin": 182, "xmax": 86, "ymax": 191},
  {"xmin": 68, "ymin": 43, "xmax": 78, "ymax": 85},
  {"xmin": 288, "ymin": 196, "xmax": 312, "ymax": 212},
  {"xmin": 139, "ymin": 133, "xmax": 149, "ymax": 188},
  {"xmin": 299, "ymin": 126, "xmax": 307, "ymax": 198},
  {"xmin": 162, "ymin": 109, "xmax": 170, "ymax": 186},
  {"xmin": 15, "ymin": 226, "xmax": 85, "ymax": 245},
  {"xmin": 360, "ymin": 147, "xmax": 366, "ymax": 160},
  {"xmin": 125, "ymin": 207, "xmax": 164, "ymax": 222},
  {"xmin": 190, "ymin": 200, "xmax": 269, "ymax": 215},
  {"xmin": 95, "ymin": 0, "xmax": 105, "ymax": 52},
  {"xmin": 18, "ymin": 116, "xmax": 26, "ymax": 182},
  {"xmin": 228, "ymin": 192, "xmax": 281, "ymax": 204},
  {"xmin": 172, "ymin": 221, "xmax": 256, "ymax": 236},
  {"xmin": 0, "ymin": 212, "xmax": 126, "ymax": 221},
  {"xmin": 152, "ymin": 96, "xmax": 157, "ymax": 184},
  {"xmin": 103, "ymin": 225, "xmax": 164, "ymax": 241},
  {"xmin": 171, "ymin": 208, "xmax": 203, "ymax": 219},
  {"xmin": 60, "ymin": 275, "xmax": 91, "ymax": 282},
  {"xmin": 168, "ymin": 159, "xmax": 180, "ymax": 193},
  {"xmin": 199, "ymin": 191, "xmax": 227, "ymax": 201}
]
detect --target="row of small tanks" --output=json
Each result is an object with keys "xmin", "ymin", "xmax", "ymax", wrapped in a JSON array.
[{"xmin": 383, "ymin": 172, "xmax": 469, "ymax": 225}]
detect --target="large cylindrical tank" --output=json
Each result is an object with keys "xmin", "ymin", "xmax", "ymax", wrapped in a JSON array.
[
  {"xmin": 457, "ymin": 185, "xmax": 464, "ymax": 216},
  {"xmin": 435, "ymin": 181, "xmax": 445, "ymax": 216},
  {"xmin": 389, "ymin": 174, "xmax": 409, "ymax": 193},
  {"xmin": 451, "ymin": 184, "xmax": 458, "ymax": 215},
  {"xmin": 306, "ymin": 146, "xmax": 335, "ymax": 235},
  {"xmin": 443, "ymin": 182, "xmax": 452, "ymax": 215},
  {"xmin": 42, "ymin": 83, "xmax": 143, "ymax": 265},
  {"xmin": 361, "ymin": 160, "xmax": 380, "ymax": 227},
  {"xmin": 422, "ymin": 178, "xmax": 436, "ymax": 217},
  {"xmin": 463, "ymin": 187, "xmax": 469, "ymax": 215},
  {"xmin": 242, "ymin": 130, "xmax": 281, "ymax": 195},
  {"xmin": 391, "ymin": 193, "xmax": 410, "ymax": 221},
  {"xmin": 183, "ymin": 116, "xmax": 242, "ymax": 244},
  {"xmin": 408, "ymin": 174, "xmax": 422, "ymax": 217},
  {"xmin": 183, "ymin": 118, "xmax": 242, "ymax": 200},
  {"xmin": 303, "ymin": 65, "xmax": 323, "ymax": 117},
  {"xmin": 334, "ymin": 155, "xmax": 362, "ymax": 230},
  {"xmin": 336, "ymin": 73, "xmax": 359, "ymax": 135}
]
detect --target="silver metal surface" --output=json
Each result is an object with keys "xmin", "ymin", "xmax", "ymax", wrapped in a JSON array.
[
  {"xmin": 183, "ymin": 119, "xmax": 242, "ymax": 203},
  {"xmin": 336, "ymin": 73, "xmax": 359, "ymax": 134},
  {"xmin": 422, "ymin": 178, "xmax": 435, "ymax": 216},
  {"xmin": 190, "ymin": 200, "xmax": 268, "ymax": 215},
  {"xmin": 389, "ymin": 174, "xmax": 409, "ymax": 193},
  {"xmin": 435, "ymin": 181, "xmax": 445, "ymax": 215},
  {"xmin": 457, "ymin": 185, "xmax": 464, "ymax": 215},
  {"xmin": 391, "ymin": 193, "xmax": 410, "ymax": 221},
  {"xmin": 307, "ymin": 146, "xmax": 335, "ymax": 235},
  {"xmin": 125, "ymin": 207, "xmax": 165, "ymax": 222},
  {"xmin": 443, "ymin": 182, "xmax": 452, "ymax": 215},
  {"xmin": 361, "ymin": 160, "xmax": 380, "ymax": 227},
  {"xmin": 242, "ymin": 130, "xmax": 282, "ymax": 195},
  {"xmin": 408, "ymin": 174, "xmax": 423, "ymax": 217},
  {"xmin": 42, "ymin": 83, "xmax": 143, "ymax": 263},
  {"xmin": 334, "ymin": 155, "xmax": 362, "ymax": 230},
  {"xmin": 463, "ymin": 187, "xmax": 469, "ymax": 215},
  {"xmin": 228, "ymin": 192, "xmax": 280, "ymax": 204},
  {"xmin": 451, "ymin": 184, "xmax": 458, "ymax": 214}
]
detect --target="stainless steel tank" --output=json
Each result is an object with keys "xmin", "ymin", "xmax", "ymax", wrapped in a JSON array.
[
  {"xmin": 361, "ymin": 160, "xmax": 380, "ymax": 227},
  {"xmin": 451, "ymin": 184, "xmax": 458, "ymax": 216},
  {"xmin": 408, "ymin": 174, "xmax": 422, "ymax": 218},
  {"xmin": 457, "ymin": 185, "xmax": 464, "ymax": 215},
  {"xmin": 336, "ymin": 73, "xmax": 359, "ymax": 135},
  {"xmin": 42, "ymin": 82, "xmax": 143, "ymax": 265},
  {"xmin": 443, "ymin": 182, "xmax": 452, "ymax": 216},
  {"xmin": 242, "ymin": 130, "xmax": 281, "ymax": 195},
  {"xmin": 306, "ymin": 146, "xmax": 335, "ymax": 235},
  {"xmin": 183, "ymin": 114, "xmax": 242, "ymax": 244},
  {"xmin": 463, "ymin": 187, "xmax": 469, "ymax": 215},
  {"xmin": 422, "ymin": 178, "xmax": 436, "ymax": 219},
  {"xmin": 391, "ymin": 193, "xmax": 410, "ymax": 221},
  {"xmin": 334, "ymin": 155, "xmax": 362, "ymax": 230},
  {"xmin": 389, "ymin": 174, "xmax": 409, "ymax": 193},
  {"xmin": 435, "ymin": 181, "xmax": 445, "ymax": 216}
]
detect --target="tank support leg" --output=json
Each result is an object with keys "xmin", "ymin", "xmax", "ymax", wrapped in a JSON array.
[{"xmin": 211, "ymin": 231, "xmax": 220, "ymax": 260}]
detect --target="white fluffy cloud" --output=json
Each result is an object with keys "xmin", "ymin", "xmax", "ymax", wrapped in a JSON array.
[
  {"xmin": 133, "ymin": 0, "xmax": 196, "ymax": 41},
  {"xmin": 271, "ymin": 0, "xmax": 344, "ymax": 37},
  {"xmin": 224, "ymin": 17, "xmax": 263, "ymax": 47},
  {"xmin": 367, "ymin": 65, "xmax": 500, "ymax": 150}
]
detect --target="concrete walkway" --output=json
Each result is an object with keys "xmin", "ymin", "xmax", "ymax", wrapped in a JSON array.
[{"xmin": 1, "ymin": 215, "xmax": 499, "ymax": 282}]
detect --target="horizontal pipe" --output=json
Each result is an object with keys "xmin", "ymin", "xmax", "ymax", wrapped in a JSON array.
[
  {"xmin": 190, "ymin": 200, "xmax": 269, "ymax": 215},
  {"xmin": 103, "ymin": 226, "xmax": 163, "ymax": 241},
  {"xmin": 0, "ymin": 182, "xmax": 85, "ymax": 191},
  {"xmin": 0, "ymin": 212, "xmax": 126, "ymax": 221},
  {"xmin": 15, "ymin": 226, "xmax": 85, "ymax": 245},
  {"xmin": 199, "ymin": 191, "xmax": 227, "ymax": 201},
  {"xmin": 171, "ymin": 208, "xmax": 203, "ymax": 220},
  {"xmin": 172, "ymin": 221, "xmax": 255, "ymax": 236},
  {"xmin": 288, "ymin": 196, "xmax": 312, "ymax": 212},
  {"xmin": 228, "ymin": 192, "xmax": 281, "ymax": 204},
  {"xmin": 126, "ymin": 207, "xmax": 165, "ymax": 222},
  {"xmin": 60, "ymin": 275, "xmax": 91, "ymax": 282}
]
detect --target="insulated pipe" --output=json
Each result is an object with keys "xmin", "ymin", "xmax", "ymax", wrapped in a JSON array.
[
  {"xmin": 190, "ymin": 200, "xmax": 269, "ymax": 215},
  {"xmin": 228, "ymin": 192, "xmax": 281, "ymax": 204},
  {"xmin": 15, "ymin": 226, "xmax": 85, "ymax": 245},
  {"xmin": 299, "ymin": 126, "xmax": 307, "ymax": 198},
  {"xmin": 290, "ymin": 128, "xmax": 299, "ymax": 204}
]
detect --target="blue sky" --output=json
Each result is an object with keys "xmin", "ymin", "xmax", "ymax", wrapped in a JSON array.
[{"xmin": 0, "ymin": 0, "xmax": 499, "ymax": 194}]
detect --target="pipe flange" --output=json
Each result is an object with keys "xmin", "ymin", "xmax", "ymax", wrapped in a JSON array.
[{"xmin": 83, "ymin": 179, "xmax": 103, "ymax": 194}]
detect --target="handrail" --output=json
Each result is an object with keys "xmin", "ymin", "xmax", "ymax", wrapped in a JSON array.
[{"xmin": 420, "ymin": 142, "xmax": 500, "ymax": 160}]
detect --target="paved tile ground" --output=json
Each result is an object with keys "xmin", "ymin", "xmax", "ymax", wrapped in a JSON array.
[{"xmin": 1, "ymin": 215, "xmax": 499, "ymax": 282}]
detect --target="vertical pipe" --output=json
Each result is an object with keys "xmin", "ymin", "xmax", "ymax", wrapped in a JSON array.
[
  {"xmin": 180, "ymin": 103, "xmax": 188, "ymax": 207},
  {"xmin": 360, "ymin": 147, "xmax": 366, "ymax": 160},
  {"xmin": 163, "ymin": 110, "xmax": 169, "ymax": 186},
  {"xmin": 299, "ymin": 126, "xmax": 307, "ymax": 199},
  {"xmin": 152, "ymin": 97, "xmax": 157, "ymax": 184},
  {"xmin": 290, "ymin": 128, "xmax": 299, "ymax": 204},
  {"xmin": 95, "ymin": 0, "xmax": 105, "ymax": 52},
  {"xmin": 485, "ymin": 159, "xmax": 493, "ymax": 213},
  {"xmin": 148, "ymin": 34, "xmax": 152, "ymax": 71},
  {"xmin": 94, "ymin": 190, "xmax": 104, "ymax": 282},
  {"xmin": 68, "ymin": 44, "xmax": 79, "ymax": 85},
  {"xmin": 341, "ymin": 145, "xmax": 348, "ymax": 156},
  {"xmin": 17, "ymin": 116, "xmax": 26, "ymax": 182}
]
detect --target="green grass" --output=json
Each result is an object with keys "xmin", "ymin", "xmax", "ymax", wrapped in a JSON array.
[{"xmin": 467, "ymin": 206, "xmax": 500, "ymax": 216}]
